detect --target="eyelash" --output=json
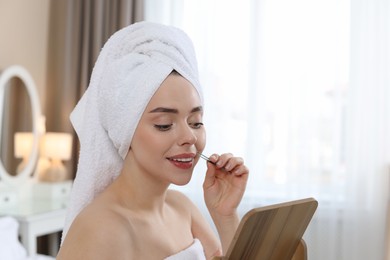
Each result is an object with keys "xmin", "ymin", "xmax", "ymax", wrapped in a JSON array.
[
  {"xmin": 154, "ymin": 122, "xmax": 204, "ymax": 131},
  {"xmin": 154, "ymin": 124, "xmax": 173, "ymax": 131},
  {"xmin": 191, "ymin": 122, "xmax": 204, "ymax": 129}
]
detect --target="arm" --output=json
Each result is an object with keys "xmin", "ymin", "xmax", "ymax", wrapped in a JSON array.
[
  {"xmin": 208, "ymin": 210, "xmax": 240, "ymax": 254},
  {"xmin": 202, "ymin": 153, "xmax": 249, "ymax": 254},
  {"xmin": 172, "ymin": 190, "xmax": 223, "ymax": 259}
]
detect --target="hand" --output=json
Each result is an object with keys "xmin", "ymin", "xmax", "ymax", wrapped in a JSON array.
[{"xmin": 203, "ymin": 153, "xmax": 249, "ymax": 217}]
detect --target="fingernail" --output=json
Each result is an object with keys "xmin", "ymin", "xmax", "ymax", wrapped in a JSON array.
[
  {"xmin": 225, "ymin": 163, "xmax": 232, "ymax": 170},
  {"xmin": 209, "ymin": 155, "xmax": 218, "ymax": 163}
]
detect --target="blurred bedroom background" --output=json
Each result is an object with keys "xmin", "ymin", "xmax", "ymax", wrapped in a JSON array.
[{"xmin": 0, "ymin": 0, "xmax": 389, "ymax": 259}]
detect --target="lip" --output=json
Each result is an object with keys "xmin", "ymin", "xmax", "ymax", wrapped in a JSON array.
[{"xmin": 167, "ymin": 153, "xmax": 196, "ymax": 170}]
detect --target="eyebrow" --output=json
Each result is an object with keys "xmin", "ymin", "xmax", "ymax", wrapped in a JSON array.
[{"xmin": 149, "ymin": 106, "xmax": 203, "ymax": 114}]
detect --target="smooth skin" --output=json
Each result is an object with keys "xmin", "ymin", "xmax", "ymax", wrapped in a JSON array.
[{"xmin": 57, "ymin": 72, "xmax": 249, "ymax": 259}]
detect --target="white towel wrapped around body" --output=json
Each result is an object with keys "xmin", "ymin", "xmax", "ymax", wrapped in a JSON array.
[
  {"xmin": 165, "ymin": 239, "xmax": 206, "ymax": 260},
  {"xmin": 62, "ymin": 21, "xmax": 203, "ymax": 241}
]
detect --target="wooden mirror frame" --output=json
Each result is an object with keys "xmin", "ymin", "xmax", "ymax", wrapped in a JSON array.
[{"xmin": 0, "ymin": 65, "xmax": 42, "ymax": 186}]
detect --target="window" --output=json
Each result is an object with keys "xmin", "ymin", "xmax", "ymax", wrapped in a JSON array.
[{"xmin": 145, "ymin": 0, "xmax": 390, "ymax": 259}]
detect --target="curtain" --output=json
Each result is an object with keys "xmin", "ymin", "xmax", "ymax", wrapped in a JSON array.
[
  {"xmin": 45, "ymin": 0, "xmax": 144, "ymax": 178},
  {"xmin": 342, "ymin": 0, "xmax": 390, "ymax": 258},
  {"xmin": 144, "ymin": 0, "xmax": 390, "ymax": 259}
]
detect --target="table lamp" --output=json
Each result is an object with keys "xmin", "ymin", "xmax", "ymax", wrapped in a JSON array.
[
  {"xmin": 14, "ymin": 132, "xmax": 51, "ymax": 180},
  {"xmin": 14, "ymin": 132, "xmax": 33, "ymax": 173},
  {"xmin": 41, "ymin": 133, "xmax": 73, "ymax": 182}
]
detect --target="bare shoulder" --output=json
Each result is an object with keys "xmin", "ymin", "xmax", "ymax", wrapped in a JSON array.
[
  {"xmin": 166, "ymin": 189, "xmax": 194, "ymax": 207},
  {"xmin": 58, "ymin": 202, "xmax": 133, "ymax": 259},
  {"xmin": 166, "ymin": 189, "xmax": 201, "ymax": 217},
  {"xmin": 166, "ymin": 189, "xmax": 207, "ymax": 222},
  {"xmin": 166, "ymin": 190, "xmax": 221, "ymax": 258}
]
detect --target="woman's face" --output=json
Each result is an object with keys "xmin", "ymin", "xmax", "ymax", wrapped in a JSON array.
[{"xmin": 127, "ymin": 73, "xmax": 206, "ymax": 186}]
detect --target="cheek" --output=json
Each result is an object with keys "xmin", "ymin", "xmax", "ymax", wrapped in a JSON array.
[
  {"xmin": 134, "ymin": 128, "xmax": 166, "ymax": 153},
  {"xmin": 196, "ymin": 129, "xmax": 207, "ymax": 151}
]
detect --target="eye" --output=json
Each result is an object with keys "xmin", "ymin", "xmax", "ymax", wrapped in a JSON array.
[
  {"xmin": 190, "ymin": 122, "xmax": 204, "ymax": 129},
  {"xmin": 154, "ymin": 124, "xmax": 173, "ymax": 131}
]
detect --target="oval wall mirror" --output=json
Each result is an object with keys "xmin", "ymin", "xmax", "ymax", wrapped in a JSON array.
[{"xmin": 0, "ymin": 65, "xmax": 41, "ymax": 186}]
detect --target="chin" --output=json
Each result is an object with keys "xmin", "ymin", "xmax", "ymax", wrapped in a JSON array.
[{"xmin": 173, "ymin": 175, "xmax": 193, "ymax": 186}]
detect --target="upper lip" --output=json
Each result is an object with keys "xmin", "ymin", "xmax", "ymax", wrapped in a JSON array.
[{"xmin": 167, "ymin": 153, "xmax": 196, "ymax": 160}]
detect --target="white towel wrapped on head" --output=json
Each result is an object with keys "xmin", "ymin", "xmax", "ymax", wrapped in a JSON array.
[{"xmin": 62, "ymin": 21, "xmax": 203, "ymax": 241}]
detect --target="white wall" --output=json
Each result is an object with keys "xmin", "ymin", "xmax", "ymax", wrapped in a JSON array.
[{"xmin": 0, "ymin": 0, "xmax": 51, "ymax": 104}]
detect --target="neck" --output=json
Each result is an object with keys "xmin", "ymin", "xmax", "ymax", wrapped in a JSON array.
[{"xmin": 108, "ymin": 161, "xmax": 170, "ymax": 214}]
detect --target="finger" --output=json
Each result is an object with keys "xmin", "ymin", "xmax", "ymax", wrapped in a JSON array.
[
  {"xmin": 207, "ymin": 153, "xmax": 246, "ymax": 174},
  {"xmin": 224, "ymin": 157, "xmax": 244, "ymax": 172},
  {"xmin": 207, "ymin": 153, "xmax": 219, "ymax": 165},
  {"xmin": 231, "ymin": 164, "xmax": 249, "ymax": 177},
  {"xmin": 213, "ymin": 153, "xmax": 233, "ymax": 169},
  {"xmin": 203, "ymin": 161, "xmax": 217, "ymax": 189}
]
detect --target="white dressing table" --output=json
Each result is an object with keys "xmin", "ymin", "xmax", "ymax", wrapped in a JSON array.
[
  {"xmin": 0, "ymin": 198, "xmax": 68, "ymax": 256},
  {"xmin": 0, "ymin": 66, "xmax": 72, "ymax": 257},
  {"xmin": 0, "ymin": 180, "xmax": 72, "ymax": 257}
]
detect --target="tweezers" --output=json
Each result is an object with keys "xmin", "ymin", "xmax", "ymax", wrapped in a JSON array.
[{"xmin": 197, "ymin": 152, "xmax": 216, "ymax": 165}]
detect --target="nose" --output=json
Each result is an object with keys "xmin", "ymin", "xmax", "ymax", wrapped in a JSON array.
[{"xmin": 178, "ymin": 123, "xmax": 197, "ymax": 146}]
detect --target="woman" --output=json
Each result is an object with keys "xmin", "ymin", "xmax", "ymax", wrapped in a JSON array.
[{"xmin": 57, "ymin": 21, "xmax": 249, "ymax": 259}]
